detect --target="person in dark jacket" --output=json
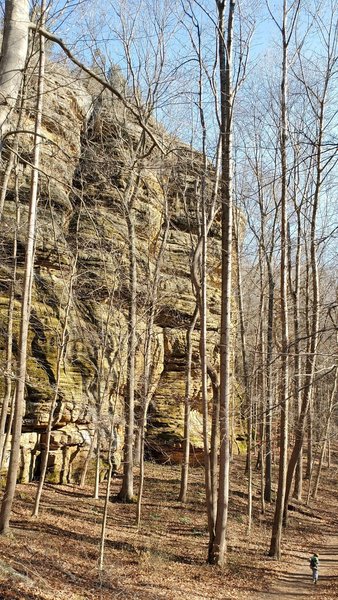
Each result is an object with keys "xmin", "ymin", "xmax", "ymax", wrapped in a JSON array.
[{"xmin": 310, "ymin": 553, "xmax": 319, "ymax": 584}]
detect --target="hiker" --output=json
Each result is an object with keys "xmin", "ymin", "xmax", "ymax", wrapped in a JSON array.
[{"xmin": 309, "ymin": 553, "xmax": 319, "ymax": 584}]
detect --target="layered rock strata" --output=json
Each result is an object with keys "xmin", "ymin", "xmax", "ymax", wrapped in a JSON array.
[{"xmin": 0, "ymin": 61, "xmax": 227, "ymax": 483}]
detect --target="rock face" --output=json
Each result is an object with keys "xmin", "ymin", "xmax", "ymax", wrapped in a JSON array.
[{"xmin": 0, "ymin": 61, "xmax": 226, "ymax": 483}]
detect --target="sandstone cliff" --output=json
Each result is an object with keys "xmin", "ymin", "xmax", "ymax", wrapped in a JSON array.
[{"xmin": 0, "ymin": 61, "xmax": 227, "ymax": 483}]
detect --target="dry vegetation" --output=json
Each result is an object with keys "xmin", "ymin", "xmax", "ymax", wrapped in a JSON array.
[{"xmin": 0, "ymin": 454, "xmax": 337, "ymax": 600}]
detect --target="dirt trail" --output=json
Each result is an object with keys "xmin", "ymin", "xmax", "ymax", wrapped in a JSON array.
[{"xmin": 259, "ymin": 534, "xmax": 338, "ymax": 599}]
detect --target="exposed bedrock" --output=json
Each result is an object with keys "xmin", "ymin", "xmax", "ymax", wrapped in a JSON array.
[{"xmin": 0, "ymin": 62, "xmax": 238, "ymax": 483}]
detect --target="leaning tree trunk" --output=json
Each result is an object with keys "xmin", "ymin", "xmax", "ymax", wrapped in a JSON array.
[{"xmin": 0, "ymin": 6, "xmax": 45, "ymax": 534}]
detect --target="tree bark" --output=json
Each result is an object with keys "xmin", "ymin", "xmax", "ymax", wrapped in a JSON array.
[
  {"xmin": 118, "ymin": 175, "xmax": 141, "ymax": 503},
  {"xmin": 234, "ymin": 223, "xmax": 252, "ymax": 532},
  {"xmin": 0, "ymin": 0, "xmax": 30, "ymax": 139},
  {"xmin": 98, "ymin": 423, "xmax": 114, "ymax": 570},
  {"xmin": 269, "ymin": 0, "xmax": 292, "ymax": 559},
  {"xmin": 209, "ymin": 0, "xmax": 235, "ymax": 566},
  {"xmin": 136, "ymin": 201, "xmax": 169, "ymax": 526},
  {"xmin": 178, "ymin": 307, "xmax": 198, "ymax": 503}
]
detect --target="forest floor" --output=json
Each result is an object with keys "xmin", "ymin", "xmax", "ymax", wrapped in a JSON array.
[{"xmin": 0, "ymin": 454, "xmax": 337, "ymax": 600}]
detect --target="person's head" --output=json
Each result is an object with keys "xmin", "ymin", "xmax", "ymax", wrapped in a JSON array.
[{"xmin": 314, "ymin": 553, "xmax": 318, "ymax": 557}]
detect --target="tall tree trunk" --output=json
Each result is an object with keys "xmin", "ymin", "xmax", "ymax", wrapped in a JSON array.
[
  {"xmin": 136, "ymin": 203, "xmax": 169, "ymax": 526},
  {"xmin": 264, "ymin": 259, "xmax": 274, "ymax": 503},
  {"xmin": 234, "ymin": 224, "xmax": 252, "ymax": 532},
  {"xmin": 269, "ymin": 0, "xmax": 291, "ymax": 559},
  {"xmin": 209, "ymin": 0, "xmax": 235, "ymax": 567},
  {"xmin": 118, "ymin": 174, "xmax": 141, "ymax": 502},
  {"xmin": 0, "ymin": 4, "xmax": 45, "ymax": 534},
  {"xmin": 304, "ymin": 255, "xmax": 312, "ymax": 479},
  {"xmin": 258, "ymin": 252, "xmax": 266, "ymax": 515},
  {"xmin": 288, "ymin": 203, "xmax": 302, "ymax": 500},
  {"xmin": 199, "ymin": 152, "xmax": 216, "ymax": 553}
]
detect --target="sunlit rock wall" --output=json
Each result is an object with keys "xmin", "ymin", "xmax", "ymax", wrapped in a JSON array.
[{"xmin": 0, "ymin": 60, "xmax": 227, "ymax": 482}]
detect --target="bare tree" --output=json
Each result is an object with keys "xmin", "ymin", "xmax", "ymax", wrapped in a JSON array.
[
  {"xmin": 136, "ymin": 192, "xmax": 170, "ymax": 527},
  {"xmin": 0, "ymin": 1, "xmax": 46, "ymax": 534},
  {"xmin": 283, "ymin": 3, "xmax": 338, "ymax": 526},
  {"xmin": 209, "ymin": 0, "xmax": 236, "ymax": 567},
  {"xmin": 269, "ymin": 0, "xmax": 300, "ymax": 559}
]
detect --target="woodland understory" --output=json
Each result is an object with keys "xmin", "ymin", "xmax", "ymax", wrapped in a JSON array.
[
  {"xmin": 0, "ymin": 0, "xmax": 337, "ymax": 588},
  {"xmin": 0, "ymin": 456, "xmax": 338, "ymax": 599}
]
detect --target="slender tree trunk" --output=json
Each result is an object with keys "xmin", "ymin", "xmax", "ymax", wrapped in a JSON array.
[
  {"xmin": 119, "ymin": 212, "xmax": 136, "ymax": 502},
  {"xmin": 282, "ymin": 77, "xmax": 326, "ymax": 527},
  {"xmin": 118, "ymin": 171, "xmax": 142, "ymax": 502},
  {"xmin": 264, "ymin": 260, "xmax": 274, "ymax": 503},
  {"xmin": 209, "ymin": 0, "xmax": 235, "ymax": 567},
  {"xmin": 189, "ymin": 33, "xmax": 220, "ymax": 545},
  {"xmin": 32, "ymin": 254, "xmax": 77, "ymax": 516},
  {"xmin": 200, "ymin": 160, "xmax": 217, "ymax": 552},
  {"xmin": 136, "ymin": 204, "xmax": 169, "ymax": 526},
  {"xmin": 257, "ymin": 248, "xmax": 266, "ymax": 514},
  {"xmin": 303, "ymin": 257, "xmax": 312, "ymax": 479},
  {"xmin": 179, "ymin": 307, "xmax": 198, "ymax": 502},
  {"xmin": 259, "ymin": 336, "xmax": 266, "ymax": 515},
  {"xmin": 269, "ymin": 0, "xmax": 291, "ymax": 559},
  {"xmin": 288, "ymin": 206, "xmax": 302, "ymax": 500},
  {"xmin": 208, "ymin": 361, "xmax": 220, "ymax": 520},
  {"xmin": 80, "ymin": 430, "xmax": 97, "ymax": 488},
  {"xmin": 98, "ymin": 423, "xmax": 114, "ymax": 570},
  {"xmin": 94, "ymin": 444, "xmax": 101, "ymax": 499},
  {"xmin": 234, "ymin": 224, "xmax": 252, "ymax": 532},
  {"xmin": 0, "ymin": 6, "xmax": 45, "ymax": 534},
  {"xmin": 94, "ymin": 362, "xmax": 102, "ymax": 500}
]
